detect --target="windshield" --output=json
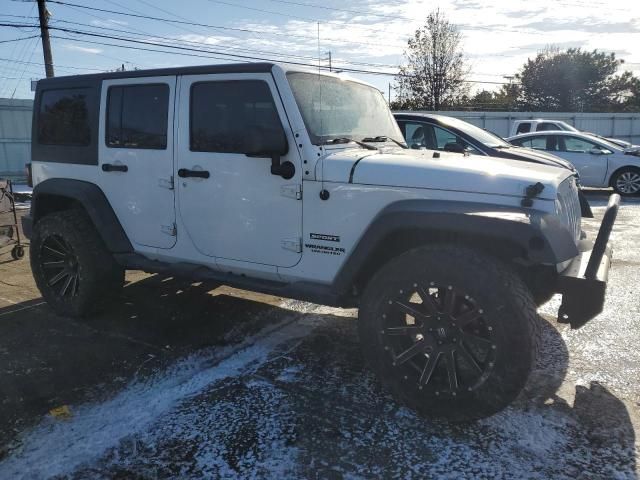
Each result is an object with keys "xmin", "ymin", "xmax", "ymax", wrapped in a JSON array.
[
  {"xmin": 556, "ymin": 121, "xmax": 579, "ymax": 132},
  {"xmin": 436, "ymin": 116, "xmax": 510, "ymax": 148},
  {"xmin": 287, "ymin": 72, "xmax": 403, "ymax": 145}
]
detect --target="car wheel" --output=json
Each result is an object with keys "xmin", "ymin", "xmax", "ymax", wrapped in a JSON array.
[
  {"xmin": 30, "ymin": 209, "xmax": 124, "ymax": 318},
  {"xmin": 358, "ymin": 245, "xmax": 540, "ymax": 422},
  {"xmin": 612, "ymin": 168, "xmax": 640, "ymax": 196}
]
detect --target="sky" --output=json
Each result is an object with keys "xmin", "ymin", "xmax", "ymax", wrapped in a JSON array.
[{"xmin": 1, "ymin": 0, "xmax": 639, "ymax": 100}]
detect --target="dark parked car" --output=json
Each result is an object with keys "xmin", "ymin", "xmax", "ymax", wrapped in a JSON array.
[
  {"xmin": 393, "ymin": 113, "xmax": 580, "ymax": 170},
  {"xmin": 393, "ymin": 112, "xmax": 592, "ymax": 216}
]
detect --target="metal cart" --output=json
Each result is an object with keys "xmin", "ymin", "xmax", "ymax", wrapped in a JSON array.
[{"xmin": 0, "ymin": 179, "xmax": 25, "ymax": 260}]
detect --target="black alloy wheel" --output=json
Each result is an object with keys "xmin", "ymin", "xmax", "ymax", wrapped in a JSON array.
[
  {"xmin": 30, "ymin": 209, "xmax": 124, "ymax": 318},
  {"xmin": 359, "ymin": 245, "xmax": 540, "ymax": 421},
  {"xmin": 39, "ymin": 234, "xmax": 80, "ymax": 298},
  {"xmin": 379, "ymin": 282, "xmax": 495, "ymax": 397}
]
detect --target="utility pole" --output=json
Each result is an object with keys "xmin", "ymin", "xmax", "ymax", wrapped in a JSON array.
[
  {"xmin": 388, "ymin": 83, "xmax": 391, "ymax": 104},
  {"xmin": 37, "ymin": 0, "xmax": 54, "ymax": 78}
]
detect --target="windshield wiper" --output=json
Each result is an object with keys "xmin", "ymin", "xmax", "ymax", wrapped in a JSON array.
[
  {"xmin": 362, "ymin": 136, "xmax": 408, "ymax": 149},
  {"xmin": 493, "ymin": 145, "xmax": 512, "ymax": 149},
  {"xmin": 324, "ymin": 137, "xmax": 378, "ymax": 150}
]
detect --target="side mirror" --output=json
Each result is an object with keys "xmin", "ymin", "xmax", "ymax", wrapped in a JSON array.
[
  {"xmin": 245, "ymin": 125, "xmax": 294, "ymax": 179},
  {"xmin": 444, "ymin": 142, "xmax": 465, "ymax": 154},
  {"xmin": 589, "ymin": 147, "xmax": 605, "ymax": 155}
]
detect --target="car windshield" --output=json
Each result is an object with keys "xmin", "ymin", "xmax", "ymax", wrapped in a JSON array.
[
  {"xmin": 287, "ymin": 72, "xmax": 403, "ymax": 145},
  {"xmin": 556, "ymin": 121, "xmax": 579, "ymax": 132},
  {"xmin": 436, "ymin": 116, "xmax": 510, "ymax": 148}
]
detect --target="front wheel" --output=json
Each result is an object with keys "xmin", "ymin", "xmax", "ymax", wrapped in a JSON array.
[
  {"xmin": 358, "ymin": 245, "xmax": 540, "ymax": 422},
  {"xmin": 611, "ymin": 168, "xmax": 640, "ymax": 196}
]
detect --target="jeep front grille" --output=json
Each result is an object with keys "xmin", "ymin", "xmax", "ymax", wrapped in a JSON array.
[{"xmin": 556, "ymin": 176, "xmax": 582, "ymax": 242}]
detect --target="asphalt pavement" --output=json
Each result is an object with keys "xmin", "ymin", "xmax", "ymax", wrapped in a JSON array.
[{"xmin": 0, "ymin": 191, "xmax": 638, "ymax": 479}]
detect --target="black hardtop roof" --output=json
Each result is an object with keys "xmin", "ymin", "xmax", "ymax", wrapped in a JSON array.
[{"xmin": 36, "ymin": 62, "xmax": 276, "ymax": 87}]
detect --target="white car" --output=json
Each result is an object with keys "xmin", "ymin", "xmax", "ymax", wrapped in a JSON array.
[
  {"xmin": 23, "ymin": 63, "xmax": 620, "ymax": 421},
  {"xmin": 510, "ymin": 119, "xmax": 634, "ymax": 149},
  {"xmin": 507, "ymin": 130, "xmax": 640, "ymax": 195}
]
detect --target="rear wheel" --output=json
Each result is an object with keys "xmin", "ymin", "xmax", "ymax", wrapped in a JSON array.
[
  {"xmin": 612, "ymin": 168, "xmax": 640, "ymax": 196},
  {"xmin": 30, "ymin": 210, "xmax": 124, "ymax": 318},
  {"xmin": 358, "ymin": 245, "xmax": 540, "ymax": 421}
]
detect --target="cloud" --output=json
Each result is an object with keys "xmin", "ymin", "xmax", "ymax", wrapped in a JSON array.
[
  {"xmin": 63, "ymin": 44, "xmax": 103, "ymax": 55},
  {"xmin": 517, "ymin": 18, "xmax": 640, "ymax": 34},
  {"xmin": 90, "ymin": 19, "xmax": 128, "ymax": 27}
]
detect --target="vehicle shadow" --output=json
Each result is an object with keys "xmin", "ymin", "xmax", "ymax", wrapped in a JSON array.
[
  {"xmin": 0, "ymin": 274, "xmax": 290, "ymax": 453},
  {"xmin": 0, "ymin": 279, "xmax": 636, "ymax": 477}
]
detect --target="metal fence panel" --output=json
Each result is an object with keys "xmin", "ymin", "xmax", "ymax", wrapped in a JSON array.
[
  {"xmin": 0, "ymin": 98, "xmax": 33, "ymax": 178},
  {"xmin": 410, "ymin": 111, "xmax": 640, "ymax": 144}
]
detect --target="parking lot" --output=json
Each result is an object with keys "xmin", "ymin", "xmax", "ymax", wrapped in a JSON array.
[{"xmin": 0, "ymin": 191, "xmax": 638, "ymax": 479}]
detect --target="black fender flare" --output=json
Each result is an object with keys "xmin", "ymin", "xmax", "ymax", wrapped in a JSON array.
[
  {"xmin": 332, "ymin": 199, "xmax": 579, "ymax": 294},
  {"xmin": 31, "ymin": 178, "xmax": 133, "ymax": 253}
]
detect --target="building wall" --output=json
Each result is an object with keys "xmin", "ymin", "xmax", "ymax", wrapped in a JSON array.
[
  {"xmin": 2, "ymin": 101, "xmax": 639, "ymax": 178},
  {"xmin": 408, "ymin": 111, "xmax": 640, "ymax": 145},
  {"xmin": 0, "ymin": 98, "xmax": 33, "ymax": 179}
]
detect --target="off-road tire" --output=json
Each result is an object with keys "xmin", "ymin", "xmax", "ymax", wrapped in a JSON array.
[
  {"xmin": 358, "ymin": 245, "xmax": 540, "ymax": 422},
  {"xmin": 30, "ymin": 209, "xmax": 124, "ymax": 318}
]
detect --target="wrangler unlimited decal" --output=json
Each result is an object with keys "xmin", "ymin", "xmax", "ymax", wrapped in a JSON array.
[{"xmin": 304, "ymin": 243, "xmax": 346, "ymax": 256}]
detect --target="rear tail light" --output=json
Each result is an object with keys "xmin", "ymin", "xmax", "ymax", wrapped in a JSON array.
[{"xmin": 25, "ymin": 163, "xmax": 33, "ymax": 187}]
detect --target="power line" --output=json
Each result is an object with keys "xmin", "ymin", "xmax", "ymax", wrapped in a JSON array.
[
  {"xmin": 0, "ymin": 22, "xmax": 519, "ymax": 85},
  {"xmin": 44, "ymin": 30, "xmax": 518, "ymax": 85},
  {"xmin": 11, "ymin": 35, "xmax": 39, "ymax": 97},
  {"xmin": 49, "ymin": 18, "xmax": 406, "ymax": 70},
  {"xmin": 210, "ymin": 0, "xmax": 547, "ymax": 36},
  {"xmin": 40, "ymin": 0, "xmax": 405, "ymax": 49},
  {"xmin": 0, "ymin": 34, "xmax": 39, "ymax": 43}
]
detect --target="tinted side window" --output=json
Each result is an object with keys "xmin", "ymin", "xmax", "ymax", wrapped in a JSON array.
[
  {"xmin": 106, "ymin": 84, "xmax": 169, "ymax": 149},
  {"xmin": 537, "ymin": 122, "xmax": 558, "ymax": 131},
  {"xmin": 516, "ymin": 122, "xmax": 531, "ymax": 134},
  {"xmin": 512, "ymin": 137, "xmax": 547, "ymax": 149},
  {"xmin": 563, "ymin": 136, "xmax": 605, "ymax": 153},
  {"xmin": 38, "ymin": 88, "xmax": 91, "ymax": 146},
  {"xmin": 399, "ymin": 122, "xmax": 427, "ymax": 149},
  {"xmin": 190, "ymin": 81, "xmax": 282, "ymax": 153},
  {"xmin": 433, "ymin": 126, "xmax": 481, "ymax": 154}
]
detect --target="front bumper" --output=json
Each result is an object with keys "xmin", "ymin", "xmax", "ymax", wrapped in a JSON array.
[{"xmin": 555, "ymin": 194, "xmax": 620, "ymax": 329}]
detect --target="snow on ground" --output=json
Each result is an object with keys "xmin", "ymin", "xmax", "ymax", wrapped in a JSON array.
[{"xmin": 0, "ymin": 195, "xmax": 638, "ymax": 479}]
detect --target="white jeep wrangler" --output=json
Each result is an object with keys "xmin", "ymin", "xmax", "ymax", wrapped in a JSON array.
[{"xmin": 23, "ymin": 63, "xmax": 619, "ymax": 421}]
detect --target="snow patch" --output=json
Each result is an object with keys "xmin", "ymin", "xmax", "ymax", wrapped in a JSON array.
[{"xmin": 0, "ymin": 315, "xmax": 324, "ymax": 480}]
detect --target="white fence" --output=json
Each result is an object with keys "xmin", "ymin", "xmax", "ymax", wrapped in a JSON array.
[
  {"xmin": 412, "ymin": 111, "xmax": 640, "ymax": 145},
  {"xmin": 0, "ymin": 98, "xmax": 32, "ymax": 179}
]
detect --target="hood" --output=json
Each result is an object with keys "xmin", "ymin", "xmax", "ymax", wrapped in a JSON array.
[
  {"xmin": 502, "ymin": 146, "xmax": 577, "ymax": 172},
  {"xmin": 624, "ymin": 145, "xmax": 640, "ymax": 155},
  {"xmin": 605, "ymin": 137, "xmax": 632, "ymax": 148},
  {"xmin": 319, "ymin": 147, "xmax": 571, "ymax": 200}
]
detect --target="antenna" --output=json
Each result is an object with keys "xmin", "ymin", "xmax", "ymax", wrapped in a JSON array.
[
  {"xmin": 317, "ymin": 22, "xmax": 328, "ymax": 199},
  {"xmin": 317, "ymin": 22, "xmax": 321, "ymax": 73}
]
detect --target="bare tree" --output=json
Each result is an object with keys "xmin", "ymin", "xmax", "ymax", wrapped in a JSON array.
[{"xmin": 392, "ymin": 10, "xmax": 469, "ymax": 111}]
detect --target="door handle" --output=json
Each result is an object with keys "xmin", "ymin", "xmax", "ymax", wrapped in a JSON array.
[
  {"xmin": 178, "ymin": 168, "xmax": 210, "ymax": 179},
  {"xmin": 102, "ymin": 163, "xmax": 128, "ymax": 173}
]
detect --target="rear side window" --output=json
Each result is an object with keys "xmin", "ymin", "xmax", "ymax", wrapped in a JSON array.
[
  {"xmin": 106, "ymin": 84, "xmax": 169, "ymax": 149},
  {"xmin": 38, "ymin": 88, "xmax": 91, "ymax": 146},
  {"xmin": 537, "ymin": 122, "xmax": 558, "ymax": 132},
  {"xmin": 190, "ymin": 80, "xmax": 282, "ymax": 153},
  {"xmin": 512, "ymin": 136, "xmax": 547, "ymax": 150},
  {"xmin": 516, "ymin": 122, "xmax": 531, "ymax": 134}
]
